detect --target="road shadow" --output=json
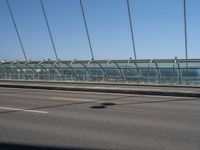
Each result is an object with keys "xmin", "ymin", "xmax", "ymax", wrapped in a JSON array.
[
  {"xmin": 0, "ymin": 142, "xmax": 103, "ymax": 150},
  {"xmin": 0, "ymin": 95, "xmax": 134, "ymax": 114},
  {"xmin": 114, "ymin": 97, "xmax": 200, "ymax": 106},
  {"xmin": 0, "ymin": 95, "xmax": 199, "ymax": 114}
]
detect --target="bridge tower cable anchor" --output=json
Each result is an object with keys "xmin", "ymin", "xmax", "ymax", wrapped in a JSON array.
[
  {"xmin": 5, "ymin": 0, "xmax": 28, "ymax": 61},
  {"xmin": 79, "ymin": 0, "xmax": 95, "ymax": 60},
  {"xmin": 40, "ymin": 0, "xmax": 59, "ymax": 61},
  {"xmin": 126, "ymin": 0, "xmax": 137, "ymax": 60}
]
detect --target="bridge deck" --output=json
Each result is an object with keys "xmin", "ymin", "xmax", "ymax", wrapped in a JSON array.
[{"xmin": 0, "ymin": 87, "xmax": 200, "ymax": 150}]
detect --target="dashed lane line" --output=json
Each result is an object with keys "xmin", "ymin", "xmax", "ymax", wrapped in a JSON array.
[{"xmin": 0, "ymin": 106, "xmax": 48, "ymax": 114}]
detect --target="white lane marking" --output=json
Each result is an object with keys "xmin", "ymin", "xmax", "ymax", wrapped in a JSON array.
[
  {"xmin": 0, "ymin": 107, "xmax": 48, "ymax": 114},
  {"xmin": 23, "ymin": 110, "xmax": 48, "ymax": 114},
  {"xmin": 51, "ymin": 97, "xmax": 105, "ymax": 103}
]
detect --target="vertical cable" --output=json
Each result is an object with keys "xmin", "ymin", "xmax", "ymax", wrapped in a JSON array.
[
  {"xmin": 6, "ymin": 0, "xmax": 28, "ymax": 61},
  {"xmin": 183, "ymin": 0, "xmax": 188, "ymax": 60},
  {"xmin": 79, "ymin": 0, "xmax": 94, "ymax": 60},
  {"xmin": 40, "ymin": 0, "xmax": 59, "ymax": 61},
  {"xmin": 126, "ymin": 0, "xmax": 137, "ymax": 60}
]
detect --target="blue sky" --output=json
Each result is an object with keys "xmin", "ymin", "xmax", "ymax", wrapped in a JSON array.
[{"xmin": 0, "ymin": 0, "xmax": 200, "ymax": 61}]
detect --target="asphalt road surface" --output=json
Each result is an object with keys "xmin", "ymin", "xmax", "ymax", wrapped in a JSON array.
[{"xmin": 0, "ymin": 87, "xmax": 200, "ymax": 150}]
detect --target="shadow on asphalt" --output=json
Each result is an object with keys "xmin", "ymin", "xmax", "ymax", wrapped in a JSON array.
[
  {"xmin": 90, "ymin": 105, "xmax": 106, "ymax": 109},
  {"xmin": 90, "ymin": 102, "xmax": 116, "ymax": 109},
  {"xmin": 115, "ymin": 97, "xmax": 200, "ymax": 106},
  {"xmin": 0, "ymin": 142, "xmax": 102, "ymax": 150},
  {"xmin": 0, "ymin": 95, "xmax": 132, "ymax": 114},
  {"xmin": 0, "ymin": 95, "xmax": 199, "ymax": 114}
]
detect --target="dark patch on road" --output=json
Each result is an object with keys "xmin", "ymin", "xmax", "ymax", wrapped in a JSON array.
[
  {"xmin": 101, "ymin": 102, "xmax": 116, "ymax": 106},
  {"xmin": 0, "ymin": 142, "xmax": 102, "ymax": 150},
  {"xmin": 90, "ymin": 105, "xmax": 106, "ymax": 109}
]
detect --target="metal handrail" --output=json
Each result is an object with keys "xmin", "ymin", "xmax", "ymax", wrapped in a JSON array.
[{"xmin": 1, "ymin": 59, "xmax": 200, "ymax": 85}]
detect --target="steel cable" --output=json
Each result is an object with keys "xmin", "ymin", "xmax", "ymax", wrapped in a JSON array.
[
  {"xmin": 126, "ymin": 0, "xmax": 137, "ymax": 60},
  {"xmin": 40, "ymin": 0, "xmax": 59, "ymax": 61},
  {"xmin": 183, "ymin": 0, "xmax": 188, "ymax": 59},
  {"xmin": 6, "ymin": 0, "xmax": 28, "ymax": 61},
  {"xmin": 79, "ymin": 0, "xmax": 94, "ymax": 60}
]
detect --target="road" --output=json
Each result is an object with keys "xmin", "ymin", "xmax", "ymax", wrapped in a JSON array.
[{"xmin": 0, "ymin": 87, "xmax": 200, "ymax": 150}]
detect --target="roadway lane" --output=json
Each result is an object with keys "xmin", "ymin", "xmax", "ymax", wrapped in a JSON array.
[{"xmin": 0, "ymin": 87, "xmax": 200, "ymax": 150}]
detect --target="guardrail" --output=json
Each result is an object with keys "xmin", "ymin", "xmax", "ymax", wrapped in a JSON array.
[{"xmin": 0, "ymin": 59, "xmax": 200, "ymax": 86}]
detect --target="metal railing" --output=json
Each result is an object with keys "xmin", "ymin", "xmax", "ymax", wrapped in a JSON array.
[{"xmin": 0, "ymin": 59, "xmax": 200, "ymax": 86}]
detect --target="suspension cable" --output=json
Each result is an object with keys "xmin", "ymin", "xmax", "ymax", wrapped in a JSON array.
[
  {"xmin": 79, "ymin": 0, "xmax": 94, "ymax": 60},
  {"xmin": 40, "ymin": 0, "xmax": 59, "ymax": 61},
  {"xmin": 183, "ymin": 0, "xmax": 188, "ymax": 60},
  {"xmin": 126, "ymin": 0, "xmax": 137, "ymax": 60},
  {"xmin": 6, "ymin": 0, "xmax": 28, "ymax": 61}
]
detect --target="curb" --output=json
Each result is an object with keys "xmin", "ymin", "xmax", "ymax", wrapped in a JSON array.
[
  {"xmin": 1, "ymin": 79, "xmax": 200, "ymax": 89},
  {"xmin": 0, "ymin": 83, "xmax": 200, "ymax": 98}
]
